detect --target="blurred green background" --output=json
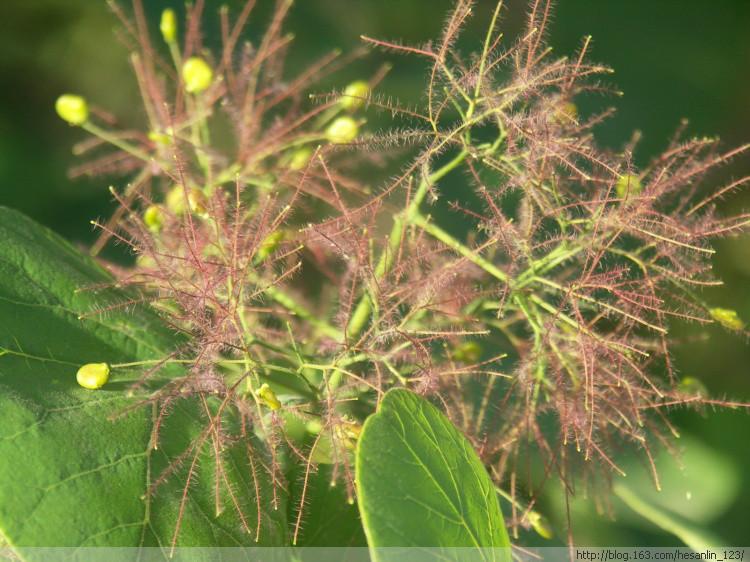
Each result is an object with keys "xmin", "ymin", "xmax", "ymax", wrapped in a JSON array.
[{"xmin": 1, "ymin": 0, "xmax": 748, "ymax": 547}]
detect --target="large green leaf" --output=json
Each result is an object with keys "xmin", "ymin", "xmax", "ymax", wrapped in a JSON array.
[
  {"xmin": 0, "ymin": 207, "xmax": 288, "ymax": 554},
  {"xmin": 356, "ymin": 388, "xmax": 510, "ymax": 555}
]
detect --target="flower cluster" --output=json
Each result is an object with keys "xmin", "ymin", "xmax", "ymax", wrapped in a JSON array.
[{"xmin": 59, "ymin": 0, "xmax": 749, "ymax": 544}]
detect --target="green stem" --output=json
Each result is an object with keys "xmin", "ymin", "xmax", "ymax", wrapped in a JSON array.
[
  {"xmin": 257, "ymin": 279, "xmax": 343, "ymax": 341},
  {"xmin": 345, "ymin": 149, "xmax": 469, "ymax": 341},
  {"xmin": 410, "ymin": 213, "xmax": 509, "ymax": 283},
  {"xmin": 82, "ymin": 122, "xmax": 153, "ymax": 163}
]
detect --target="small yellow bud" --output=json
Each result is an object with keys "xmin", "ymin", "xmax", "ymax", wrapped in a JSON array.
[
  {"xmin": 76, "ymin": 362, "xmax": 110, "ymax": 390},
  {"xmin": 325, "ymin": 116, "xmax": 359, "ymax": 144},
  {"xmin": 615, "ymin": 174, "xmax": 643, "ymax": 200},
  {"xmin": 710, "ymin": 307, "xmax": 745, "ymax": 331},
  {"xmin": 452, "ymin": 340, "xmax": 482, "ymax": 364},
  {"xmin": 160, "ymin": 9, "xmax": 177, "ymax": 44},
  {"xmin": 182, "ymin": 57, "xmax": 213, "ymax": 94},
  {"xmin": 340, "ymin": 80, "xmax": 370, "ymax": 112},
  {"xmin": 148, "ymin": 130, "xmax": 172, "ymax": 146},
  {"xmin": 55, "ymin": 94, "xmax": 89, "ymax": 126},
  {"xmin": 287, "ymin": 147, "xmax": 313, "ymax": 171},
  {"xmin": 528, "ymin": 511, "xmax": 554, "ymax": 540},
  {"xmin": 256, "ymin": 383, "xmax": 281, "ymax": 410},
  {"xmin": 143, "ymin": 205, "xmax": 165, "ymax": 233}
]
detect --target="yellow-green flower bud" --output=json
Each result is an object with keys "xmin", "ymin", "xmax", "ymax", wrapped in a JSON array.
[
  {"xmin": 305, "ymin": 419, "xmax": 323, "ymax": 435},
  {"xmin": 187, "ymin": 188, "xmax": 208, "ymax": 217},
  {"xmin": 182, "ymin": 57, "xmax": 213, "ymax": 94},
  {"xmin": 143, "ymin": 205, "xmax": 165, "ymax": 233},
  {"xmin": 256, "ymin": 230, "xmax": 285, "ymax": 262},
  {"xmin": 677, "ymin": 376, "xmax": 708, "ymax": 397},
  {"xmin": 148, "ymin": 130, "xmax": 172, "ymax": 146},
  {"xmin": 256, "ymin": 383, "xmax": 281, "ymax": 410},
  {"xmin": 340, "ymin": 80, "xmax": 370, "ymax": 112},
  {"xmin": 160, "ymin": 8, "xmax": 177, "ymax": 44},
  {"xmin": 452, "ymin": 340, "xmax": 482, "ymax": 363},
  {"xmin": 553, "ymin": 101, "xmax": 578, "ymax": 125},
  {"xmin": 165, "ymin": 185, "xmax": 188, "ymax": 215},
  {"xmin": 325, "ymin": 116, "xmax": 359, "ymax": 144},
  {"xmin": 340, "ymin": 417, "xmax": 362, "ymax": 441},
  {"xmin": 710, "ymin": 307, "xmax": 745, "ymax": 331},
  {"xmin": 528, "ymin": 511, "xmax": 554, "ymax": 540},
  {"xmin": 165, "ymin": 186, "xmax": 207, "ymax": 217},
  {"xmin": 136, "ymin": 254, "xmax": 156, "ymax": 269},
  {"xmin": 287, "ymin": 147, "xmax": 313, "ymax": 171},
  {"xmin": 615, "ymin": 174, "xmax": 643, "ymax": 200},
  {"xmin": 55, "ymin": 94, "xmax": 89, "ymax": 126},
  {"xmin": 76, "ymin": 362, "xmax": 110, "ymax": 390}
]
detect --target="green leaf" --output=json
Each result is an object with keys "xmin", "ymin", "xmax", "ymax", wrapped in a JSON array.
[
  {"xmin": 0, "ymin": 207, "xmax": 288, "ymax": 553},
  {"xmin": 356, "ymin": 388, "xmax": 510, "ymax": 554}
]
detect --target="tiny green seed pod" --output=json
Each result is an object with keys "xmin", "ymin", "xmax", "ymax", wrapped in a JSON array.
[
  {"xmin": 340, "ymin": 80, "xmax": 370, "ymax": 112},
  {"xmin": 76, "ymin": 362, "xmax": 110, "ymax": 390},
  {"xmin": 615, "ymin": 173, "xmax": 643, "ymax": 200},
  {"xmin": 287, "ymin": 147, "xmax": 313, "ymax": 171},
  {"xmin": 182, "ymin": 57, "xmax": 213, "ymax": 94},
  {"xmin": 325, "ymin": 116, "xmax": 359, "ymax": 144},
  {"xmin": 256, "ymin": 383, "xmax": 281, "ymax": 410},
  {"xmin": 710, "ymin": 307, "xmax": 745, "ymax": 331},
  {"xmin": 452, "ymin": 340, "xmax": 482, "ymax": 364},
  {"xmin": 160, "ymin": 8, "xmax": 177, "ymax": 44},
  {"xmin": 55, "ymin": 94, "xmax": 89, "ymax": 126},
  {"xmin": 143, "ymin": 205, "xmax": 165, "ymax": 233}
]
